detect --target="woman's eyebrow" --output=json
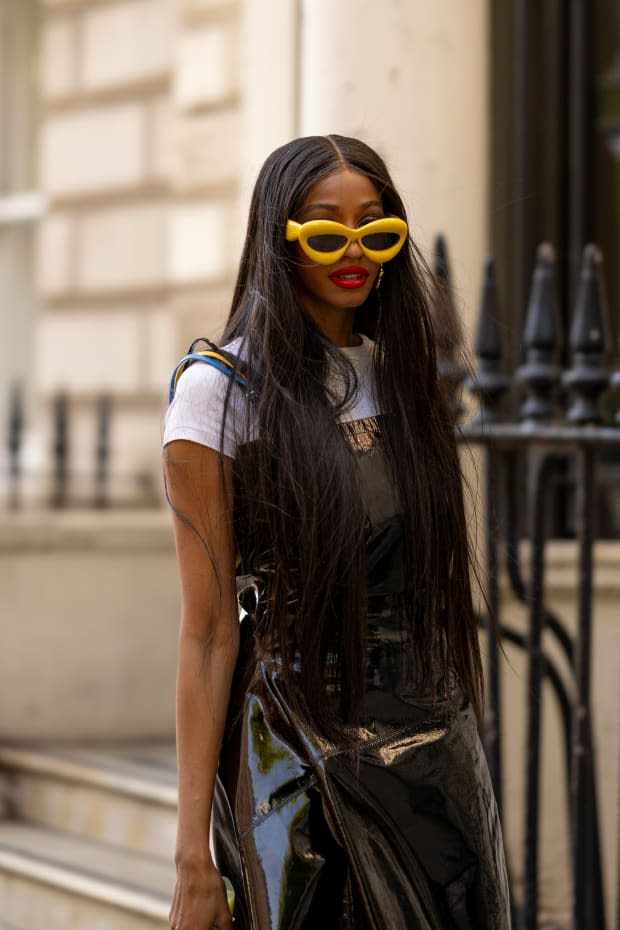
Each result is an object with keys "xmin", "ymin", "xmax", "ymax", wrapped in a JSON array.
[
  {"xmin": 301, "ymin": 202, "xmax": 339, "ymax": 214},
  {"xmin": 301, "ymin": 199, "xmax": 383, "ymax": 215}
]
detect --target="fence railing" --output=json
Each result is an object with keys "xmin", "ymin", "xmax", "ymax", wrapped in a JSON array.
[
  {"xmin": 3, "ymin": 390, "xmax": 159, "ymax": 510},
  {"xmin": 435, "ymin": 236, "xmax": 619, "ymax": 930}
]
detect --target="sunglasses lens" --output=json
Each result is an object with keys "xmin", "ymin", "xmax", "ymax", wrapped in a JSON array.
[
  {"xmin": 307, "ymin": 234, "xmax": 348, "ymax": 253},
  {"xmin": 361, "ymin": 231, "xmax": 402, "ymax": 251}
]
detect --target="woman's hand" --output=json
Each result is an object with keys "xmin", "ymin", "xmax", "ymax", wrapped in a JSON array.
[{"xmin": 169, "ymin": 857, "xmax": 233, "ymax": 930}]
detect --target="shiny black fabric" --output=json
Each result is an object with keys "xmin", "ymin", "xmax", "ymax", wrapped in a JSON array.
[{"xmin": 213, "ymin": 417, "xmax": 511, "ymax": 930}]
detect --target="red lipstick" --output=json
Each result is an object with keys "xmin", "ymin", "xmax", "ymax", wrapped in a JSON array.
[{"xmin": 328, "ymin": 265, "xmax": 369, "ymax": 289}]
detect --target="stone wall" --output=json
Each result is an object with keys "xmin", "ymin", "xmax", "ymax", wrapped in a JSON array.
[
  {"xmin": 37, "ymin": 0, "xmax": 175, "ymax": 503},
  {"xmin": 169, "ymin": 0, "xmax": 242, "ymax": 353},
  {"xmin": 35, "ymin": 0, "xmax": 244, "ymax": 504},
  {"xmin": 0, "ymin": 510, "xmax": 179, "ymax": 739}
]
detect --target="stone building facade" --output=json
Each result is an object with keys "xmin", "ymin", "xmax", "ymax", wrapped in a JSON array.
[{"xmin": 2, "ymin": 0, "xmax": 488, "ymax": 504}]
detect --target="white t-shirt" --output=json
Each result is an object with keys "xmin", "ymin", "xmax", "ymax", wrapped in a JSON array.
[{"xmin": 163, "ymin": 334, "xmax": 379, "ymax": 459}]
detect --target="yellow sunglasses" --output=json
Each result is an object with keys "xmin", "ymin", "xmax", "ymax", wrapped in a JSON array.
[{"xmin": 285, "ymin": 216, "xmax": 408, "ymax": 265}]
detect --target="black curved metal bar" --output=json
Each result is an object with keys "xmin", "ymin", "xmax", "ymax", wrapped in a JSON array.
[
  {"xmin": 520, "ymin": 451, "xmax": 556, "ymax": 930},
  {"xmin": 496, "ymin": 625, "xmax": 572, "ymax": 794},
  {"xmin": 504, "ymin": 450, "xmax": 576, "ymax": 668},
  {"xmin": 571, "ymin": 445, "xmax": 605, "ymax": 930},
  {"xmin": 484, "ymin": 445, "xmax": 503, "ymax": 816}
]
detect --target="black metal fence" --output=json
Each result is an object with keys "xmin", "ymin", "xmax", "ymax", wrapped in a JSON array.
[
  {"xmin": 3, "ymin": 391, "xmax": 159, "ymax": 510},
  {"xmin": 435, "ymin": 236, "xmax": 619, "ymax": 930}
]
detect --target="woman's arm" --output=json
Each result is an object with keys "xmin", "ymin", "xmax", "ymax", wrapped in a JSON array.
[{"xmin": 164, "ymin": 439, "xmax": 238, "ymax": 930}]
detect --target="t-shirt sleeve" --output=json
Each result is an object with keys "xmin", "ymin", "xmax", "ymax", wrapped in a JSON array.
[{"xmin": 162, "ymin": 361, "xmax": 246, "ymax": 458}]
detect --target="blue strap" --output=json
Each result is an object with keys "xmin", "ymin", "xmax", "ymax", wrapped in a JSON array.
[{"xmin": 168, "ymin": 353, "xmax": 248, "ymax": 405}]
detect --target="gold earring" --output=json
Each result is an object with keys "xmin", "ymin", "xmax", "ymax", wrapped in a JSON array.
[{"xmin": 375, "ymin": 264, "xmax": 384, "ymax": 290}]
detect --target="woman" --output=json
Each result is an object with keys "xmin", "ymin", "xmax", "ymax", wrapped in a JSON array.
[{"xmin": 163, "ymin": 135, "xmax": 510, "ymax": 930}]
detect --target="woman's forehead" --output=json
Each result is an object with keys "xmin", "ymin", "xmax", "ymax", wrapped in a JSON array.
[{"xmin": 300, "ymin": 168, "xmax": 382, "ymax": 212}]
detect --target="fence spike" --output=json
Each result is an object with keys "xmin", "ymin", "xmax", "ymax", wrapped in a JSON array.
[
  {"xmin": 94, "ymin": 394, "xmax": 111, "ymax": 509},
  {"xmin": 8, "ymin": 383, "xmax": 24, "ymax": 511},
  {"xmin": 516, "ymin": 243, "xmax": 561, "ymax": 422},
  {"xmin": 51, "ymin": 392, "xmax": 69, "ymax": 509},
  {"xmin": 431, "ymin": 234, "xmax": 467, "ymax": 416},
  {"xmin": 467, "ymin": 257, "xmax": 509, "ymax": 425},
  {"xmin": 562, "ymin": 244, "xmax": 611, "ymax": 424}
]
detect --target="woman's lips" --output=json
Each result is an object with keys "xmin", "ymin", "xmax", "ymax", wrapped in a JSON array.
[{"xmin": 328, "ymin": 265, "xmax": 370, "ymax": 289}]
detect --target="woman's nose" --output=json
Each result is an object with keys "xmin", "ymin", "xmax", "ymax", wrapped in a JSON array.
[{"xmin": 343, "ymin": 237, "xmax": 363, "ymax": 259}]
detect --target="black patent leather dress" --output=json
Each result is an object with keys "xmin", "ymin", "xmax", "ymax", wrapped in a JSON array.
[{"xmin": 212, "ymin": 415, "xmax": 511, "ymax": 930}]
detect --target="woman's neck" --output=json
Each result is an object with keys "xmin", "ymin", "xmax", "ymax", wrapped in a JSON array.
[{"xmin": 305, "ymin": 306, "xmax": 362, "ymax": 348}]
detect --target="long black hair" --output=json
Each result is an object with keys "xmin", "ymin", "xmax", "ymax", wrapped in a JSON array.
[{"xmin": 220, "ymin": 135, "xmax": 481, "ymax": 743}]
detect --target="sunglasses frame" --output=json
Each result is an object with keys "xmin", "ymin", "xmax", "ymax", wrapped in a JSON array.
[{"xmin": 285, "ymin": 216, "xmax": 408, "ymax": 265}]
